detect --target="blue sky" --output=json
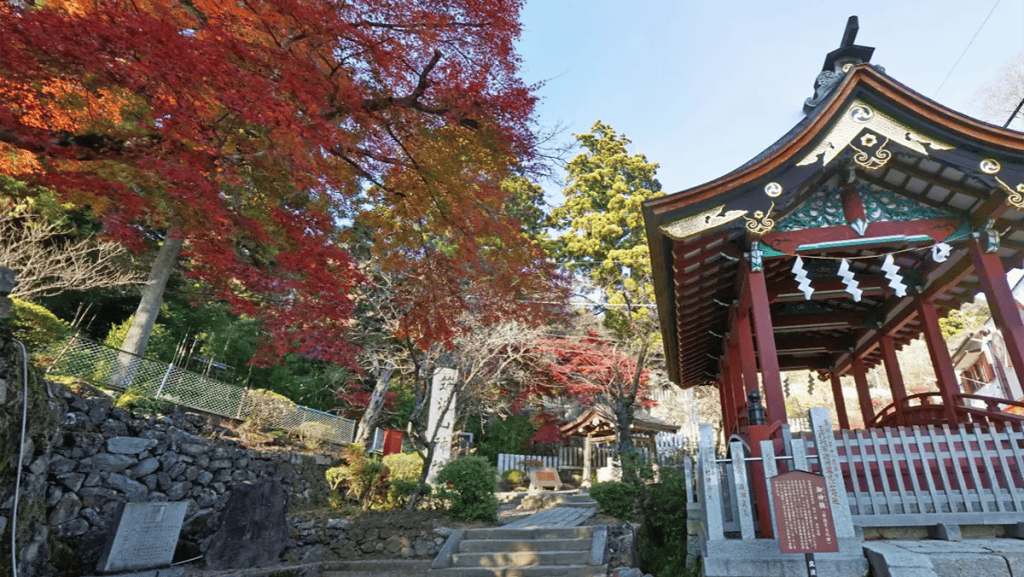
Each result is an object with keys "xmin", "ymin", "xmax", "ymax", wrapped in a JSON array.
[{"xmin": 516, "ymin": 1, "xmax": 1024, "ymax": 196}]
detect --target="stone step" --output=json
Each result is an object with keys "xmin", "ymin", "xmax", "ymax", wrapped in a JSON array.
[
  {"xmin": 452, "ymin": 550, "xmax": 590, "ymax": 568},
  {"xmin": 459, "ymin": 538, "xmax": 590, "ymax": 553},
  {"xmin": 427, "ymin": 564, "xmax": 608, "ymax": 577},
  {"xmin": 322, "ymin": 559, "xmax": 433, "ymax": 577},
  {"xmin": 463, "ymin": 526, "xmax": 593, "ymax": 541},
  {"xmin": 561, "ymin": 500, "xmax": 598, "ymax": 508}
]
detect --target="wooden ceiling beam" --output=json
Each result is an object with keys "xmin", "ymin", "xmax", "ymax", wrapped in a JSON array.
[
  {"xmin": 772, "ymin": 312, "xmax": 865, "ymax": 333},
  {"xmin": 857, "ymin": 172, "xmax": 955, "ymax": 213},
  {"xmin": 770, "ymin": 275, "xmax": 891, "ymax": 303},
  {"xmin": 775, "ymin": 335, "xmax": 854, "ymax": 354},
  {"xmin": 887, "ymin": 160, "xmax": 986, "ymax": 200}
]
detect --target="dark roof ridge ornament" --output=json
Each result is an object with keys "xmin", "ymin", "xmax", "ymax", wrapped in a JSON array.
[{"xmin": 804, "ymin": 16, "xmax": 884, "ymax": 114}]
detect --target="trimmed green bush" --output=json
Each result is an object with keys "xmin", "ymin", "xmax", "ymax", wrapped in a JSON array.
[
  {"xmin": 382, "ymin": 452, "xmax": 424, "ymax": 482},
  {"xmin": 325, "ymin": 443, "xmax": 385, "ymax": 510},
  {"xmin": 293, "ymin": 421, "xmax": 335, "ymax": 451},
  {"xmin": 241, "ymin": 388, "xmax": 296, "ymax": 431},
  {"xmin": 381, "ymin": 479, "xmax": 432, "ymax": 510},
  {"xmin": 589, "ymin": 481, "xmax": 639, "ymax": 519},
  {"xmin": 9, "ymin": 298, "xmax": 71, "ymax": 350},
  {"xmin": 501, "ymin": 469, "xmax": 527, "ymax": 490},
  {"xmin": 436, "ymin": 456, "xmax": 499, "ymax": 522},
  {"xmin": 114, "ymin": 388, "xmax": 166, "ymax": 415}
]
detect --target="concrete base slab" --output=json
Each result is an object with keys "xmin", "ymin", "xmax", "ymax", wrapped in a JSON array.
[
  {"xmin": 702, "ymin": 554, "xmax": 867, "ymax": 577},
  {"xmin": 701, "ymin": 539, "xmax": 866, "ymax": 577},
  {"xmin": 929, "ymin": 553, "xmax": 1010, "ymax": 577}
]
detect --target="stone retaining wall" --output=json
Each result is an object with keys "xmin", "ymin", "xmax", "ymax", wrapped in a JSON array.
[{"xmin": 1, "ymin": 372, "xmax": 338, "ymax": 577}]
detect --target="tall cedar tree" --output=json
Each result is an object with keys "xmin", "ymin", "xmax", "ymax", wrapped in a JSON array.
[
  {"xmin": 549, "ymin": 121, "xmax": 664, "ymax": 454},
  {"xmin": 0, "ymin": 0, "xmax": 557, "ymax": 367}
]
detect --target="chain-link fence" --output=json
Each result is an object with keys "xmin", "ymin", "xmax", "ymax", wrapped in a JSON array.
[{"xmin": 46, "ymin": 335, "xmax": 356, "ymax": 444}]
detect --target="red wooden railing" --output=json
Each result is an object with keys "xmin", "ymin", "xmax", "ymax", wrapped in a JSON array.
[{"xmin": 869, "ymin": 393, "xmax": 1024, "ymax": 429}]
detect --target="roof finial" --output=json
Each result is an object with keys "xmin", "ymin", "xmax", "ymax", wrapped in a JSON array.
[
  {"xmin": 840, "ymin": 15, "xmax": 859, "ymax": 49},
  {"xmin": 804, "ymin": 15, "xmax": 881, "ymax": 114}
]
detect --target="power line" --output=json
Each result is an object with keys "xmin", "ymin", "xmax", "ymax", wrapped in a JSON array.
[{"xmin": 935, "ymin": 0, "xmax": 1001, "ymax": 98}]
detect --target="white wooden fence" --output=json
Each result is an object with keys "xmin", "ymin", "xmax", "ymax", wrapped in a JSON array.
[
  {"xmin": 825, "ymin": 423, "xmax": 1024, "ymax": 527},
  {"xmin": 695, "ymin": 407, "xmax": 1024, "ymax": 558},
  {"xmin": 496, "ymin": 445, "xmax": 617, "ymax": 474}
]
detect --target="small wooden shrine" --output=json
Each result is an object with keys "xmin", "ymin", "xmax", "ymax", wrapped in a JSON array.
[
  {"xmin": 560, "ymin": 405, "xmax": 679, "ymax": 482},
  {"xmin": 642, "ymin": 17, "xmax": 1024, "ymax": 437}
]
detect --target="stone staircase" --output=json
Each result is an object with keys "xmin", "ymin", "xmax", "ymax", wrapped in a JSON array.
[{"xmin": 427, "ymin": 525, "xmax": 608, "ymax": 577}]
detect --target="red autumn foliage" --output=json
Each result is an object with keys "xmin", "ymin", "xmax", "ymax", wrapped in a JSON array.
[
  {"xmin": 529, "ymin": 412, "xmax": 565, "ymax": 444},
  {"xmin": 523, "ymin": 334, "xmax": 655, "ymax": 410},
  {"xmin": 0, "ymin": 0, "xmax": 558, "ymax": 364}
]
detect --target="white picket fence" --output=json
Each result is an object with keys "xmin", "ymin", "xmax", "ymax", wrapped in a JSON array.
[
  {"xmin": 496, "ymin": 431, "xmax": 694, "ymax": 474},
  {"xmin": 496, "ymin": 445, "xmax": 618, "ymax": 474}
]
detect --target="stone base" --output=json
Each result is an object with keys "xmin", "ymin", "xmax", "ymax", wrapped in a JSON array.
[{"xmin": 702, "ymin": 539, "xmax": 867, "ymax": 577}]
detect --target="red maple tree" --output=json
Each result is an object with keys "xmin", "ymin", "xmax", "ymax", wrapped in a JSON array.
[
  {"xmin": 523, "ymin": 334, "xmax": 655, "ymax": 450},
  {"xmin": 0, "ymin": 0, "xmax": 555, "ymax": 365}
]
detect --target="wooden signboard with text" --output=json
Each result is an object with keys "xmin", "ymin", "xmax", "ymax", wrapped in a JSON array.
[{"xmin": 771, "ymin": 470, "xmax": 838, "ymax": 577}]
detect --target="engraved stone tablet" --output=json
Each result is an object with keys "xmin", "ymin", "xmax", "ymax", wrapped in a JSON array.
[
  {"xmin": 96, "ymin": 502, "xmax": 187, "ymax": 573},
  {"xmin": 771, "ymin": 471, "xmax": 838, "ymax": 554},
  {"xmin": 528, "ymin": 467, "xmax": 561, "ymax": 491}
]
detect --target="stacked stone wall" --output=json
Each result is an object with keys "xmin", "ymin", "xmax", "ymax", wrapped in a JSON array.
[{"xmin": 0, "ymin": 359, "xmax": 338, "ymax": 576}]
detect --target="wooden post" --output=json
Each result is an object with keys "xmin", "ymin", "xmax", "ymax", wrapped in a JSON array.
[
  {"xmin": 718, "ymin": 378, "xmax": 734, "ymax": 438},
  {"xmin": 852, "ymin": 357, "xmax": 874, "ymax": 427},
  {"xmin": 729, "ymin": 339, "xmax": 746, "ymax": 427},
  {"xmin": 880, "ymin": 335, "xmax": 907, "ymax": 426},
  {"xmin": 748, "ymin": 269, "xmax": 787, "ymax": 425},
  {"xmin": 729, "ymin": 340, "xmax": 745, "ymax": 430},
  {"xmin": 829, "ymin": 371, "xmax": 851, "ymax": 430},
  {"xmin": 582, "ymin": 434, "xmax": 593, "ymax": 488},
  {"xmin": 918, "ymin": 298, "xmax": 961, "ymax": 425},
  {"xmin": 735, "ymin": 309, "xmax": 760, "ymax": 397},
  {"xmin": 970, "ymin": 239, "xmax": 1024, "ymax": 392}
]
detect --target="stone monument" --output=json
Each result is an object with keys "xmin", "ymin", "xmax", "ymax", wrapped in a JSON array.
[
  {"xmin": 426, "ymin": 366, "xmax": 458, "ymax": 484},
  {"xmin": 94, "ymin": 501, "xmax": 188, "ymax": 577}
]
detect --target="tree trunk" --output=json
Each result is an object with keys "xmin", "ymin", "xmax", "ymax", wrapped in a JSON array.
[
  {"xmin": 354, "ymin": 365, "xmax": 393, "ymax": 446},
  {"xmin": 112, "ymin": 235, "xmax": 182, "ymax": 388}
]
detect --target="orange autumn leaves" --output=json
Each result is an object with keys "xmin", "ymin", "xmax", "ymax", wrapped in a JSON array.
[{"xmin": 1, "ymin": 0, "xmax": 559, "ymax": 364}]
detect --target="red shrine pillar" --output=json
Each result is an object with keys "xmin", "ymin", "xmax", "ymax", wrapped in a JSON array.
[
  {"xmin": 728, "ymin": 337, "xmax": 746, "ymax": 429},
  {"xmin": 970, "ymin": 238, "xmax": 1024, "ymax": 393},
  {"xmin": 880, "ymin": 335, "xmax": 908, "ymax": 426},
  {"xmin": 829, "ymin": 371, "xmax": 851, "ymax": 430},
  {"xmin": 718, "ymin": 377, "xmax": 734, "ymax": 436},
  {"xmin": 746, "ymin": 268, "xmax": 787, "ymax": 426},
  {"xmin": 852, "ymin": 357, "xmax": 874, "ymax": 427},
  {"xmin": 735, "ymin": 309, "xmax": 760, "ymax": 397},
  {"xmin": 918, "ymin": 298, "xmax": 961, "ymax": 424}
]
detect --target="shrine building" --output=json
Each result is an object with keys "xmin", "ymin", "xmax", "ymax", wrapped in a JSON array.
[
  {"xmin": 643, "ymin": 18, "xmax": 1024, "ymax": 577},
  {"xmin": 642, "ymin": 17, "xmax": 1024, "ymax": 437}
]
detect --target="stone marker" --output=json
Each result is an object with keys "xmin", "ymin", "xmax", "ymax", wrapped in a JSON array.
[
  {"xmin": 95, "ymin": 502, "xmax": 187, "ymax": 574},
  {"xmin": 529, "ymin": 467, "xmax": 561, "ymax": 491}
]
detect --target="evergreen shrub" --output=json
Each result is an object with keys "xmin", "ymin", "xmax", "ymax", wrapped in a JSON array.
[
  {"xmin": 638, "ymin": 467, "xmax": 695, "ymax": 576},
  {"xmin": 9, "ymin": 298, "xmax": 71, "ymax": 350},
  {"xmin": 436, "ymin": 456, "xmax": 498, "ymax": 522},
  {"xmin": 589, "ymin": 481, "xmax": 639, "ymax": 519}
]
